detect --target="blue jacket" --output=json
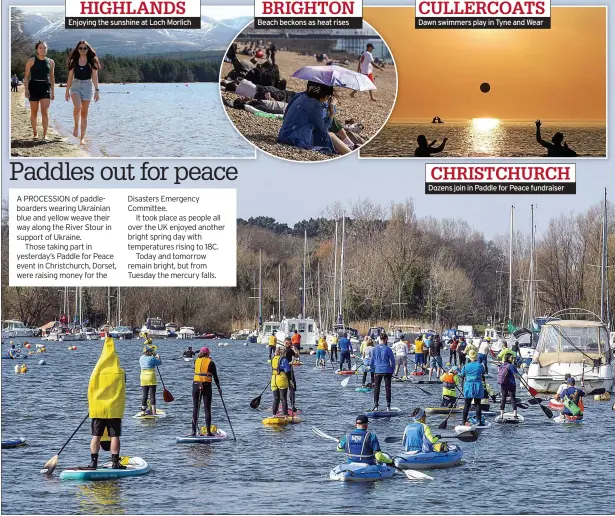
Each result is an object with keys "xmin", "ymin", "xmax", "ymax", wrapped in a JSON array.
[
  {"xmin": 139, "ymin": 355, "xmax": 162, "ymax": 369},
  {"xmin": 402, "ymin": 422, "xmax": 433, "ymax": 453},
  {"xmin": 460, "ymin": 361, "xmax": 485, "ymax": 399},
  {"xmin": 278, "ymin": 93, "xmax": 334, "ymax": 154},
  {"xmin": 338, "ymin": 428, "xmax": 380, "ymax": 464},
  {"xmin": 339, "ymin": 337, "xmax": 352, "ymax": 353},
  {"xmin": 371, "ymin": 344, "xmax": 395, "ymax": 374}
]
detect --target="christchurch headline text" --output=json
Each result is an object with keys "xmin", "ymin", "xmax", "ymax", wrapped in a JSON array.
[{"xmin": 429, "ymin": 166, "xmax": 572, "ymax": 181}]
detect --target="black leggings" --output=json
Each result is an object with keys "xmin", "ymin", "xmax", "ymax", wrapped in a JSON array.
[
  {"xmin": 463, "ymin": 397, "xmax": 482, "ymax": 424},
  {"xmin": 374, "ymin": 373, "xmax": 392, "ymax": 408},
  {"xmin": 330, "ymin": 346, "xmax": 338, "ymax": 361},
  {"xmin": 273, "ymin": 388, "xmax": 288, "ymax": 415},
  {"xmin": 449, "ymin": 349, "xmax": 457, "ymax": 366},
  {"xmin": 269, "ymin": 346, "xmax": 275, "ymax": 359},
  {"xmin": 459, "ymin": 353, "xmax": 467, "ymax": 367},
  {"xmin": 141, "ymin": 385, "xmax": 156, "ymax": 409},
  {"xmin": 192, "ymin": 382, "xmax": 213, "ymax": 434},
  {"xmin": 287, "ymin": 371, "xmax": 297, "ymax": 409},
  {"xmin": 362, "ymin": 369, "xmax": 375, "ymax": 386},
  {"xmin": 340, "ymin": 351, "xmax": 351, "ymax": 370},
  {"xmin": 500, "ymin": 386, "xmax": 517, "ymax": 411}
]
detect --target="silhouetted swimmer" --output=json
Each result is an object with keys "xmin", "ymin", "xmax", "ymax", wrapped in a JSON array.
[
  {"xmin": 415, "ymin": 135, "xmax": 448, "ymax": 157},
  {"xmin": 535, "ymin": 120, "xmax": 577, "ymax": 157}
]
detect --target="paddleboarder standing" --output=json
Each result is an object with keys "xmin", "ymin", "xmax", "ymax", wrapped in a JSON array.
[
  {"xmin": 87, "ymin": 337, "xmax": 126, "ymax": 470},
  {"xmin": 371, "ymin": 333, "xmax": 395, "ymax": 412},
  {"xmin": 192, "ymin": 347, "xmax": 221, "ymax": 437}
]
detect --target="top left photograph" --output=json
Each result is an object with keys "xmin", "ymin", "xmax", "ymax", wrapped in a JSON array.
[{"xmin": 9, "ymin": 5, "xmax": 255, "ymax": 158}]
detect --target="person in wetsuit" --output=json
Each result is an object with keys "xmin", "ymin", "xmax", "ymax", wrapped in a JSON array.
[
  {"xmin": 535, "ymin": 120, "xmax": 578, "ymax": 157},
  {"xmin": 191, "ymin": 347, "xmax": 221, "ymax": 436},
  {"xmin": 284, "ymin": 337, "xmax": 299, "ymax": 411},
  {"xmin": 415, "ymin": 135, "xmax": 447, "ymax": 157},
  {"xmin": 182, "ymin": 346, "xmax": 196, "ymax": 358}
]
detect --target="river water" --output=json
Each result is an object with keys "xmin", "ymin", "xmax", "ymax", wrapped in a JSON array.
[
  {"xmin": 361, "ymin": 121, "xmax": 607, "ymax": 158},
  {"xmin": 2, "ymin": 336, "xmax": 614, "ymax": 514},
  {"xmin": 47, "ymin": 83, "xmax": 254, "ymax": 158}
]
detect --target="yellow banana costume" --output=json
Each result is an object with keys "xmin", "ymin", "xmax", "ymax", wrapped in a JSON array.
[{"xmin": 88, "ymin": 337, "xmax": 126, "ymax": 419}]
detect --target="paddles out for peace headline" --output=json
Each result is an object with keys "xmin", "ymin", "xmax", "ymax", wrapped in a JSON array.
[{"xmin": 10, "ymin": 161, "xmax": 239, "ymax": 185}]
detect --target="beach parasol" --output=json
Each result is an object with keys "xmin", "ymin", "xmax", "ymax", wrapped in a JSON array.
[{"xmin": 291, "ymin": 65, "xmax": 376, "ymax": 91}]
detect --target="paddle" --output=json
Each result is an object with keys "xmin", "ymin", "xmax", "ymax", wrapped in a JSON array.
[
  {"xmin": 156, "ymin": 366, "xmax": 174, "ymax": 402},
  {"xmin": 516, "ymin": 374, "xmax": 553, "ymax": 419},
  {"xmin": 41, "ymin": 412, "xmax": 89, "ymax": 475},
  {"xmin": 217, "ymin": 386, "xmax": 237, "ymax": 441},
  {"xmin": 384, "ymin": 430, "xmax": 479, "ymax": 444},
  {"xmin": 526, "ymin": 397, "xmax": 545, "ymax": 405},
  {"xmin": 250, "ymin": 382, "xmax": 270, "ymax": 409},
  {"xmin": 341, "ymin": 374, "xmax": 353, "ymax": 387},
  {"xmin": 310, "ymin": 427, "xmax": 432, "ymax": 481},
  {"xmin": 392, "ymin": 375, "xmax": 431, "ymax": 395},
  {"xmin": 588, "ymin": 388, "xmax": 606, "ymax": 396}
]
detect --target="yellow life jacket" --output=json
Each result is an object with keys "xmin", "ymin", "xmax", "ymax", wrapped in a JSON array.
[
  {"xmin": 194, "ymin": 357, "xmax": 213, "ymax": 383},
  {"xmin": 88, "ymin": 337, "xmax": 126, "ymax": 419},
  {"xmin": 270, "ymin": 355, "xmax": 289, "ymax": 390},
  {"xmin": 268, "ymin": 335, "xmax": 277, "ymax": 347}
]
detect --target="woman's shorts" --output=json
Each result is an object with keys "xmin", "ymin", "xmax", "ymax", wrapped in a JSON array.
[
  {"xmin": 415, "ymin": 353, "xmax": 425, "ymax": 365},
  {"xmin": 71, "ymin": 78, "xmax": 94, "ymax": 101},
  {"xmin": 430, "ymin": 356, "xmax": 443, "ymax": 368},
  {"xmin": 316, "ymin": 350, "xmax": 326, "ymax": 359},
  {"xmin": 395, "ymin": 356, "xmax": 407, "ymax": 367},
  {"xmin": 29, "ymin": 80, "xmax": 50, "ymax": 101}
]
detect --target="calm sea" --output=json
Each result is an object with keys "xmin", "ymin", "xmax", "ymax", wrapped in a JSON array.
[
  {"xmin": 47, "ymin": 83, "xmax": 254, "ymax": 158},
  {"xmin": 361, "ymin": 121, "xmax": 607, "ymax": 158},
  {"xmin": 2, "ymin": 337, "xmax": 615, "ymax": 514}
]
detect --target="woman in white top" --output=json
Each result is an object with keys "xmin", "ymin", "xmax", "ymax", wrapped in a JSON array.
[
  {"xmin": 361, "ymin": 338, "xmax": 375, "ymax": 387},
  {"xmin": 392, "ymin": 336, "xmax": 409, "ymax": 379}
]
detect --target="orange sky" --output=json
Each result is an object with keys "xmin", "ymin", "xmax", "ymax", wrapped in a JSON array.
[{"xmin": 365, "ymin": 7, "xmax": 606, "ymax": 121}]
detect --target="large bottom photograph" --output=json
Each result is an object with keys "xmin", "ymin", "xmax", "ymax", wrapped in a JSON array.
[{"xmin": 1, "ymin": 189, "xmax": 614, "ymax": 514}]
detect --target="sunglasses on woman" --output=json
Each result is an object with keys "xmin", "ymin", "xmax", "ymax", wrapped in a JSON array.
[{"xmin": 78, "ymin": 46, "xmax": 88, "ymax": 50}]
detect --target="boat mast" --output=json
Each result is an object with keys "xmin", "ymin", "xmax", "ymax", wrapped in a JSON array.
[
  {"xmin": 529, "ymin": 205, "xmax": 535, "ymax": 324},
  {"xmin": 317, "ymin": 261, "xmax": 322, "ymax": 329},
  {"xmin": 338, "ymin": 214, "xmax": 345, "ymax": 327},
  {"xmin": 107, "ymin": 286, "xmax": 111, "ymax": 325},
  {"xmin": 79, "ymin": 287, "xmax": 82, "ymax": 327},
  {"xmin": 117, "ymin": 287, "xmax": 121, "ymax": 326},
  {"xmin": 600, "ymin": 188, "xmax": 608, "ymax": 324},
  {"xmin": 278, "ymin": 263, "xmax": 282, "ymax": 320},
  {"xmin": 332, "ymin": 220, "xmax": 338, "ymax": 328},
  {"xmin": 74, "ymin": 287, "xmax": 78, "ymax": 325},
  {"xmin": 258, "ymin": 249, "xmax": 263, "ymax": 329},
  {"xmin": 508, "ymin": 205, "xmax": 514, "ymax": 324},
  {"xmin": 301, "ymin": 231, "xmax": 307, "ymax": 318}
]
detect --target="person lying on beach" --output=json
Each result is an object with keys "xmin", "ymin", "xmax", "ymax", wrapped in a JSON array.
[
  {"xmin": 225, "ymin": 97, "xmax": 288, "ymax": 115},
  {"xmin": 222, "ymin": 79, "xmax": 296, "ymax": 103},
  {"xmin": 535, "ymin": 120, "xmax": 578, "ymax": 157},
  {"xmin": 414, "ymin": 135, "xmax": 448, "ymax": 157},
  {"xmin": 277, "ymin": 81, "xmax": 351, "ymax": 156}
]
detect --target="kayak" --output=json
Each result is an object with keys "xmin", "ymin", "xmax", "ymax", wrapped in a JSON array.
[
  {"xmin": 2, "ymin": 354, "xmax": 27, "ymax": 360},
  {"xmin": 183, "ymin": 357, "xmax": 193, "ymax": 362},
  {"xmin": 132, "ymin": 409, "xmax": 166, "ymax": 419},
  {"xmin": 329, "ymin": 462, "xmax": 395, "ymax": 482},
  {"xmin": 494, "ymin": 413, "xmax": 525, "ymax": 424},
  {"xmin": 176, "ymin": 429, "xmax": 228, "ymax": 444},
  {"xmin": 394, "ymin": 444, "xmax": 463, "ymax": 470},
  {"xmin": 335, "ymin": 370, "xmax": 355, "ymax": 375},
  {"xmin": 1, "ymin": 438, "xmax": 27, "ymax": 449},
  {"xmin": 553, "ymin": 414, "xmax": 584, "ymax": 424},
  {"xmin": 262, "ymin": 415, "xmax": 302, "ymax": 425},
  {"xmin": 548, "ymin": 398, "xmax": 564, "ymax": 411},
  {"xmin": 356, "ymin": 387, "xmax": 373, "ymax": 393},
  {"xmin": 60, "ymin": 456, "xmax": 150, "ymax": 480},
  {"xmin": 364, "ymin": 408, "xmax": 404, "ymax": 419}
]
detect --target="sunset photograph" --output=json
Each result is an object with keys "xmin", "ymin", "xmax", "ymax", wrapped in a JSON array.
[{"xmin": 361, "ymin": 6, "xmax": 607, "ymax": 158}]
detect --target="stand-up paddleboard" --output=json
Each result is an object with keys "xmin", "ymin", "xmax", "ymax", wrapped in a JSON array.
[
  {"xmin": 494, "ymin": 413, "xmax": 525, "ymax": 424},
  {"xmin": 364, "ymin": 408, "xmax": 404, "ymax": 419},
  {"xmin": 553, "ymin": 414, "xmax": 584, "ymax": 425},
  {"xmin": 132, "ymin": 409, "xmax": 166, "ymax": 419},
  {"xmin": 59, "ymin": 457, "xmax": 150, "ymax": 480},
  {"xmin": 335, "ymin": 370, "xmax": 355, "ymax": 375},
  {"xmin": 262, "ymin": 415, "xmax": 302, "ymax": 425},
  {"xmin": 1, "ymin": 438, "xmax": 26, "ymax": 449},
  {"xmin": 426, "ymin": 407, "xmax": 462, "ymax": 415},
  {"xmin": 412, "ymin": 380, "xmax": 441, "ymax": 385},
  {"xmin": 356, "ymin": 387, "xmax": 373, "ymax": 393},
  {"xmin": 454, "ymin": 420, "xmax": 492, "ymax": 433},
  {"xmin": 176, "ymin": 429, "xmax": 228, "ymax": 444},
  {"xmin": 183, "ymin": 357, "xmax": 193, "ymax": 362},
  {"xmin": 410, "ymin": 371, "xmax": 425, "ymax": 376},
  {"xmin": 276, "ymin": 409, "xmax": 301, "ymax": 417}
]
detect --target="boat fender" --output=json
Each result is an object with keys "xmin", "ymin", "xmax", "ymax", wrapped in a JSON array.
[
  {"xmin": 39, "ymin": 359, "xmax": 46, "ymax": 365},
  {"xmin": 14, "ymin": 365, "xmax": 20, "ymax": 373},
  {"xmin": 594, "ymin": 392, "xmax": 611, "ymax": 401},
  {"xmin": 24, "ymin": 344, "xmax": 31, "ymax": 349},
  {"xmin": 310, "ymin": 351, "xmax": 316, "ymax": 355},
  {"xmin": 20, "ymin": 364, "xmax": 28, "ymax": 373}
]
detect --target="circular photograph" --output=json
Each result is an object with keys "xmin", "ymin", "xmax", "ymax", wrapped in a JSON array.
[{"xmin": 220, "ymin": 23, "xmax": 397, "ymax": 162}]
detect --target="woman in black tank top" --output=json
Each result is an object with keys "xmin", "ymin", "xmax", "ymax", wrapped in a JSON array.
[
  {"xmin": 66, "ymin": 40, "xmax": 101, "ymax": 145},
  {"xmin": 23, "ymin": 40, "xmax": 55, "ymax": 139}
]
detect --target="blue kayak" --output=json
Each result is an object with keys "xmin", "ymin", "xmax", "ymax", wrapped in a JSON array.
[
  {"xmin": 60, "ymin": 457, "xmax": 150, "ymax": 480},
  {"xmin": 394, "ymin": 444, "xmax": 463, "ymax": 470},
  {"xmin": 2, "ymin": 354, "xmax": 27, "ymax": 360},
  {"xmin": 330, "ymin": 462, "xmax": 395, "ymax": 482},
  {"xmin": 364, "ymin": 408, "xmax": 404, "ymax": 418},
  {"xmin": 1, "ymin": 438, "xmax": 27, "ymax": 449}
]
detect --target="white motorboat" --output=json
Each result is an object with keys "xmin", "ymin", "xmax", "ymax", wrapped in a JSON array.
[
  {"xmin": 230, "ymin": 329, "xmax": 251, "ymax": 340},
  {"xmin": 109, "ymin": 326, "xmax": 134, "ymax": 340},
  {"xmin": 140, "ymin": 318, "xmax": 168, "ymax": 339},
  {"xmin": 258, "ymin": 321, "xmax": 280, "ymax": 344},
  {"xmin": 2, "ymin": 320, "xmax": 34, "ymax": 338},
  {"xmin": 165, "ymin": 323, "xmax": 179, "ymax": 338},
  {"xmin": 276, "ymin": 317, "xmax": 319, "ymax": 353},
  {"xmin": 525, "ymin": 317, "xmax": 614, "ymax": 394},
  {"xmin": 177, "ymin": 327, "xmax": 196, "ymax": 339},
  {"xmin": 82, "ymin": 327, "xmax": 99, "ymax": 340}
]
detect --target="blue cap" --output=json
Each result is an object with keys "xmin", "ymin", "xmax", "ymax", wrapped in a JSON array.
[{"xmin": 567, "ymin": 377, "xmax": 575, "ymax": 385}]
